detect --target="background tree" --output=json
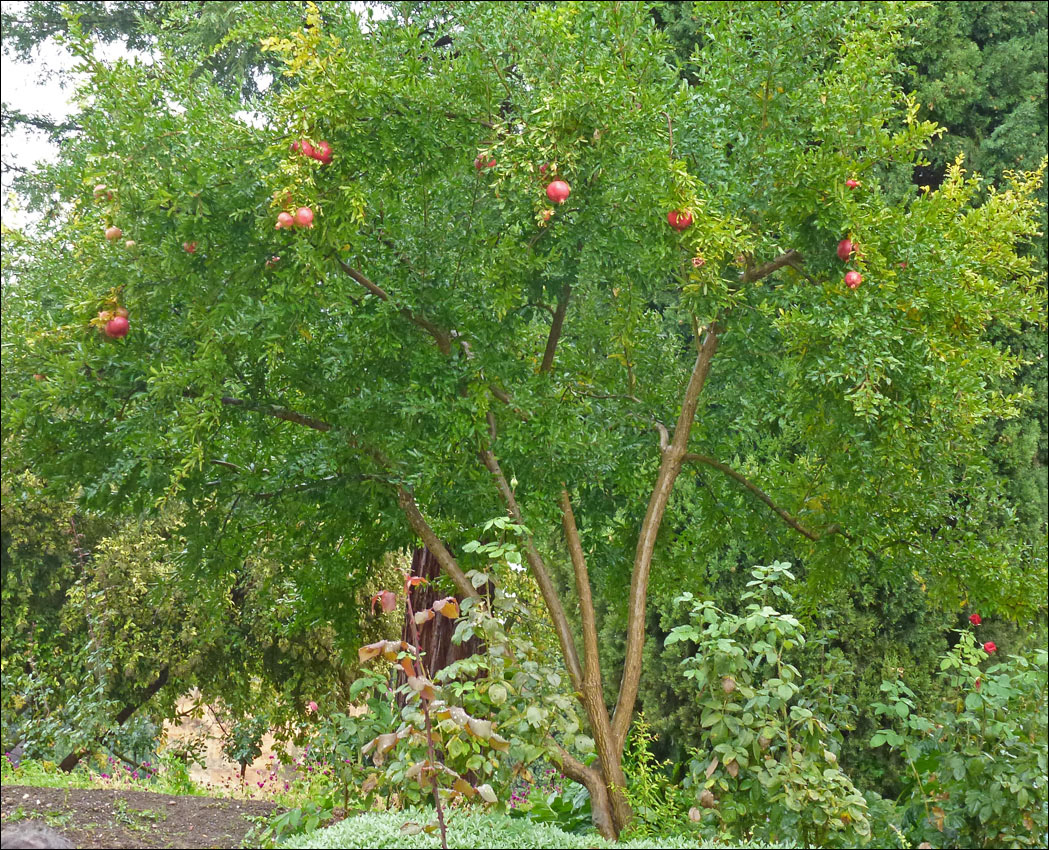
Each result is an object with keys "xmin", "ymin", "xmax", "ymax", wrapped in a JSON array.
[{"xmin": 2, "ymin": 0, "xmax": 1046, "ymax": 838}]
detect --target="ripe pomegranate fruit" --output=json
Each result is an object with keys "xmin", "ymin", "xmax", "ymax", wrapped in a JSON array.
[
  {"xmin": 104, "ymin": 226, "xmax": 122, "ymax": 241},
  {"xmin": 546, "ymin": 180, "xmax": 571, "ymax": 204},
  {"xmin": 294, "ymin": 206, "xmax": 314, "ymax": 227},
  {"xmin": 104, "ymin": 316, "xmax": 129, "ymax": 338},
  {"xmin": 276, "ymin": 211, "xmax": 295, "ymax": 229},
  {"xmin": 845, "ymin": 270, "xmax": 863, "ymax": 289},
  {"xmin": 667, "ymin": 210, "xmax": 693, "ymax": 231},
  {"xmin": 183, "ymin": 241, "xmax": 197, "ymax": 254},
  {"xmin": 845, "ymin": 178, "xmax": 861, "ymax": 189},
  {"xmin": 837, "ymin": 239, "xmax": 853, "ymax": 261}
]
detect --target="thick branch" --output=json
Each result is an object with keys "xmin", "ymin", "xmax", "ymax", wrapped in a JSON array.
[
  {"xmin": 741, "ymin": 249, "xmax": 802, "ymax": 284},
  {"xmin": 612, "ymin": 324, "xmax": 720, "ymax": 749},
  {"xmin": 334, "ymin": 257, "xmax": 452, "ymax": 354},
  {"xmin": 539, "ymin": 283, "xmax": 571, "ymax": 373},
  {"xmin": 683, "ymin": 452, "xmax": 846, "ymax": 542},
  {"xmin": 559, "ymin": 489, "xmax": 633, "ymax": 831},
  {"xmin": 548, "ymin": 740, "xmax": 616, "ymax": 839},
  {"xmin": 397, "ymin": 487, "xmax": 478, "ymax": 600},
  {"xmin": 559, "ymin": 490, "xmax": 602, "ymax": 694},
  {"xmin": 480, "ymin": 449, "xmax": 584, "ymax": 692}
]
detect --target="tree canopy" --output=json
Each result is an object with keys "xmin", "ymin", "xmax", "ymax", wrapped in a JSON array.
[{"xmin": 2, "ymin": 0, "xmax": 1046, "ymax": 838}]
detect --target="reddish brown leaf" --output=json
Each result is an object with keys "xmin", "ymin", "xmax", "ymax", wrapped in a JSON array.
[
  {"xmin": 407, "ymin": 675, "xmax": 436, "ymax": 701},
  {"xmin": 705, "ymin": 757, "xmax": 719, "ymax": 779}
]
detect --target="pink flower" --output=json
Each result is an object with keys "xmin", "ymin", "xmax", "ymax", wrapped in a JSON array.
[
  {"xmin": 969, "ymin": 613, "xmax": 982, "ymax": 626},
  {"xmin": 692, "ymin": 256, "xmax": 706, "ymax": 268},
  {"xmin": 983, "ymin": 641, "xmax": 997, "ymax": 654},
  {"xmin": 306, "ymin": 700, "xmax": 319, "ymax": 714}
]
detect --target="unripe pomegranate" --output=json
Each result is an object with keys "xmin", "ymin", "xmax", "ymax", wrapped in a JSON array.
[
  {"xmin": 125, "ymin": 240, "xmax": 136, "ymax": 249},
  {"xmin": 294, "ymin": 206, "xmax": 314, "ymax": 227},
  {"xmin": 845, "ymin": 178, "xmax": 861, "ymax": 190},
  {"xmin": 114, "ymin": 306, "xmax": 129, "ymax": 319},
  {"xmin": 667, "ymin": 210, "xmax": 693, "ymax": 231},
  {"xmin": 692, "ymin": 256, "xmax": 706, "ymax": 267},
  {"xmin": 104, "ymin": 316, "xmax": 129, "ymax": 338},
  {"xmin": 276, "ymin": 211, "xmax": 295, "ymax": 229},
  {"xmin": 845, "ymin": 270, "xmax": 862, "ymax": 289},
  {"xmin": 837, "ymin": 239, "xmax": 853, "ymax": 261},
  {"xmin": 105, "ymin": 226, "xmax": 122, "ymax": 241},
  {"xmin": 546, "ymin": 180, "xmax": 571, "ymax": 204},
  {"xmin": 540, "ymin": 209, "xmax": 554, "ymax": 223}
]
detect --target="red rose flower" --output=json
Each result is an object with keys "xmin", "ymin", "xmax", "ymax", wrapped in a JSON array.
[
  {"xmin": 983, "ymin": 641, "xmax": 997, "ymax": 654},
  {"xmin": 969, "ymin": 613, "xmax": 982, "ymax": 626}
]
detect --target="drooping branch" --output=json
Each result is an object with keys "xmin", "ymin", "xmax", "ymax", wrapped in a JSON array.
[
  {"xmin": 397, "ymin": 488, "xmax": 478, "ymax": 600},
  {"xmin": 334, "ymin": 257, "xmax": 452, "ymax": 354},
  {"xmin": 741, "ymin": 249, "xmax": 802, "ymax": 284},
  {"xmin": 539, "ymin": 283, "xmax": 572, "ymax": 373},
  {"xmin": 683, "ymin": 452, "xmax": 847, "ymax": 543},
  {"xmin": 612, "ymin": 323, "xmax": 720, "ymax": 749},
  {"xmin": 479, "ymin": 447, "xmax": 584, "ymax": 692},
  {"xmin": 213, "ymin": 393, "xmax": 478, "ymax": 595},
  {"xmin": 218, "ymin": 396, "xmax": 332, "ymax": 432}
]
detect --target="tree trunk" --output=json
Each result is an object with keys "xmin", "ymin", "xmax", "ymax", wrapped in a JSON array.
[{"xmin": 400, "ymin": 546, "xmax": 484, "ymax": 676}]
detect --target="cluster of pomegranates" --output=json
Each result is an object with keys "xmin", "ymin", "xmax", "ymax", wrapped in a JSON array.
[
  {"xmin": 291, "ymin": 138, "xmax": 333, "ymax": 165},
  {"xmin": 97, "ymin": 305, "xmax": 130, "ymax": 339}
]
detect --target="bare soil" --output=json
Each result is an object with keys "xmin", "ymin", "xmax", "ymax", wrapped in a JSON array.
[{"xmin": 1, "ymin": 785, "xmax": 278, "ymax": 849}]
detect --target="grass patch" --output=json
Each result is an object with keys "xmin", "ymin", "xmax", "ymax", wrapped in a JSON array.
[
  {"xmin": 285, "ymin": 808, "xmax": 789, "ymax": 849},
  {"xmin": 1, "ymin": 754, "xmax": 208, "ymax": 797}
]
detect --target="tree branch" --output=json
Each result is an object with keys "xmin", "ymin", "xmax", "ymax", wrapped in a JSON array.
[
  {"xmin": 539, "ymin": 283, "xmax": 571, "ymax": 373},
  {"xmin": 741, "ymin": 249, "xmax": 802, "ymax": 284},
  {"xmin": 683, "ymin": 452, "xmax": 847, "ymax": 543},
  {"xmin": 560, "ymin": 489, "xmax": 602, "ymax": 694},
  {"xmin": 396, "ymin": 487, "xmax": 478, "ymax": 600},
  {"xmin": 479, "ymin": 448, "xmax": 584, "ymax": 692},
  {"xmin": 559, "ymin": 489, "xmax": 632, "ymax": 830},
  {"xmin": 334, "ymin": 257, "xmax": 452, "ymax": 355},
  {"xmin": 218, "ymin": 396, "xmax": 332, "ymax": 431},
  {"xmin": 612, "ymin": 323, "xmax": 720, "ymax": 749}
]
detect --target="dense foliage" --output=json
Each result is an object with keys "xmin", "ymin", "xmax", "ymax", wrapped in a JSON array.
[{"xmin": 2, "ymin": 1, "xmax": 1046, "ymax": 846}]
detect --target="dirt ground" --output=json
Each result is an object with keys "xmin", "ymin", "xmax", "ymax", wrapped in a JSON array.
[{"xmin": 0, "ymin": 785, "xmax": 278, "ymax": 849}]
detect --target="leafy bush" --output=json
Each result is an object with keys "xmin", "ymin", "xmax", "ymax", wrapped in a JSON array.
[
  {"xmin": 286, "ymin": 807, "xmax": 790, "ymax": 849},
  {"xmin": 667, "ymin": 561, "xmax": 870, "ymax": 847},
  {"xmin": 870, "ymin": 631, "xmax": 1048, "ymax": 848}
]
